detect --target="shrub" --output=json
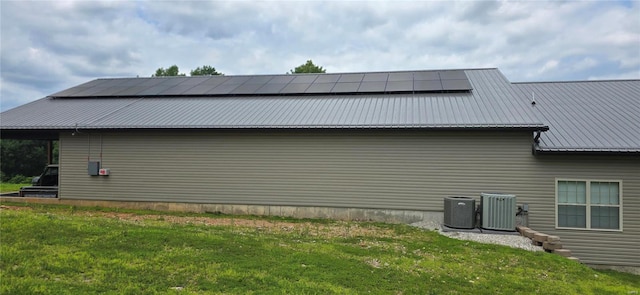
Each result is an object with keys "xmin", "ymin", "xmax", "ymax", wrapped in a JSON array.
[{"xmin": 7, "ymin": 175, "xmax": 32, "ymax": 184}]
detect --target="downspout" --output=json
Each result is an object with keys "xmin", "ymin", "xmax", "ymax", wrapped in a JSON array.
[
  {"xmin": 534, "ymin": 131, "xmax": 541, "ymax": 143},
  {"xmin": 532, "ymin": 130, "xmax": 542, "ymax": 155}
]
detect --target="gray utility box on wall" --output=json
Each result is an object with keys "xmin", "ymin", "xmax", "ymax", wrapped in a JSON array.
[
  {"xmin": 481, "ymin": 193, "xmax": 516, "ymax": 231},
  {"xmin": 88, "ymin": 161, "xmax": 100, "ymax": 176},
  {"xmin": 443, "ymin": 196, "xmax": 476, "ymax": 229}
]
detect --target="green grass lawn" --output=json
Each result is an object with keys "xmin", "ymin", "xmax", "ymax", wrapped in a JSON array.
[
  {"xmin": 1, "ymin": 202, "xmax": 638, "ymax": 294},
  {"xmin": 0, "ymin": 183, "xmax": 29, "ymax": 193}
]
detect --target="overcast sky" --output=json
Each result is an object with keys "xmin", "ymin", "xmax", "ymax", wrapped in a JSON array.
[{"xmin": 1, "ymin": 1, "xmax": 639, "ymax": 111}]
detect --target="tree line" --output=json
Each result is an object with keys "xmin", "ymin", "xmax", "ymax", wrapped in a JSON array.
[
  {"xmin": 153, "ymin": 60, "xmax": 325, "ymax": 76},
  {"xmin": 0, "ymin": 140, "xmax": 58, "ymax": 183}
]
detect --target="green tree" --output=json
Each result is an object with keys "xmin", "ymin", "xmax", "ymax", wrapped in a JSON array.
[
  {"xmin": 190, "ymin": 65, "xmax": 222, "ymax": 76},
  {"xmin": 289, "ymin": 60, "xmax": 326, "ymax": 74},
  {"xmin": 0, "ymin": 139, "xmax": 57, "ymax": 182},
  {"xmin": 152, "ymin": 65, "xmax": 185, "ymax": 77}
]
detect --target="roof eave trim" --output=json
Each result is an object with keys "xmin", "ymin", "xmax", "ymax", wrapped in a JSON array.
[
  {"xmin": 1, "ymin": 124, "xmax": 549, "ymax": 131},
  {"xmin": 535, "ymin": 148, "xmax": 640, "ymax": 154}
]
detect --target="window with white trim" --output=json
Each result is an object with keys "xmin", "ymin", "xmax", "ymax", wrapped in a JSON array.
[{"xmin": 556, "ymin": 180, "xmax": 622, "ymax": 230}]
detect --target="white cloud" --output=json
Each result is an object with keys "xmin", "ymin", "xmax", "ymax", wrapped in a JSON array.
[{"xmin": 1, "ymin": 0, "xmax": 638, "ymax": 111}]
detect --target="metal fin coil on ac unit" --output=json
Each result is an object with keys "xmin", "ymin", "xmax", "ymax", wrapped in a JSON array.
[{"xmin": 481, "ymin": 193, "xmax": 516, "ymax": 231}]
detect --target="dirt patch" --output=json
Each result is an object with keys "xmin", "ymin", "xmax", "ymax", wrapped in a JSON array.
[
  {"xmin": 1, "ymin": 205, "xmax": 396, "ymax": 238},
  {"xmin": 82, "ymin": 211, "xmax": 395, "ymax": 238},
  {"xmin": 0, "ymin": 205, "xmax": 33, "ymax": 211}
]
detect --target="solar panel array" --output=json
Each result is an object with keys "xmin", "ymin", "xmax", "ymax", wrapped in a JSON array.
[{"xmin": 51, "ymin": 70, "xmax": 472, "ymax": 98}]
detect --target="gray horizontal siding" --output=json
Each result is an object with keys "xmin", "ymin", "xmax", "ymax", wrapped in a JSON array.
[
  {"xmin": 58, "ymin": 129, "xmax": 639, "ymax": 266},
  {"xmin": 59, "ymin": 130, "xmax": 538, "ymax": 210},
  {"xmin": 528, "ymin": 154, "xmax": 640, "ymax": 267}
]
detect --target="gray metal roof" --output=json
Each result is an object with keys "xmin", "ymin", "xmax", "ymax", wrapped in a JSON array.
[
  {"xmin": 0, "ymin": 69, "xmax": 546, "ymax": 132},
  {"xmin": 512, "ymin": 80, "xmax": 640, "ymax": 153}
]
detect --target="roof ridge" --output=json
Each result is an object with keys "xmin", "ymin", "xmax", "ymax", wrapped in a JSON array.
[
  {"xmin": 95, "ymin": 68, "xmax": 500, "ymax": 80},
  {"xmin": 513, "ymin": 79, "xmax": 640, "ymax": 84}
]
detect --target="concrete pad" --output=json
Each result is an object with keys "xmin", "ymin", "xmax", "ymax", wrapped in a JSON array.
[
  {"xmin": 364, "ymin": 209, "xmax": 393, "ymax": 222},
  {"xmin": 246, "ymin": 205, "xmax": 266, "ymax": 216},
  {"xmin": 479, "ymin": 228, "xmax": 520, "ymax": 235},
  {"xmin": 404, "ymin": 211, "xmax": 430, "ymax": 223},
  {"xmin": 232, "ymin": 205, "xmax": 249, "ymax": 215},
  {"xmin": 330, "ymin": 208, "xmax": 350, "ymax": 220},
  {"xmin": 279, "ymin": 206, "xmax": 297, "ymax": 218},
  {"xmin": 348, "ymin": 209, "xmax": 367, "ymax": 221},
  {"xmin": 441, "ymin": 225, "xmax": 482, "ymax": 233},
  {"xmin": 201, "ymin": 204, "xmax": 221, "ymax": 214},
  {"xmin": 218, "ymin": 204, "xmax": 233, "ymax": 215}
]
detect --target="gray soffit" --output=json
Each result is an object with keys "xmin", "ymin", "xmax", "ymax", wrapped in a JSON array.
[
  {"xmin": 513, "ymin": 80, "xmax": 640, "ymax": 153},
  {"xmin": 0, "ymin": 69, "xmax": 548, "ymax": 132},
  {"xmin": 48, "ymin": 70, "xmax": 473, "ymax": 98}
]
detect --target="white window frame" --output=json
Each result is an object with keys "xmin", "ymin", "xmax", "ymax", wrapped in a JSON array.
[{"xmin": 555, "ymin": 178, "xmax": 623, "ymax": 232}]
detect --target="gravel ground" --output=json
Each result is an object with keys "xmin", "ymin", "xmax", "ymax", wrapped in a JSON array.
[{"xmin": 410, "ymin": 221, "xmax": 543, "ymax": 252}]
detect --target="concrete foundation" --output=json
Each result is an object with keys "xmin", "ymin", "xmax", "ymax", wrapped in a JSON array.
[{"xmin": 0, "ymin": 197, "xmax": 443, "ymax": 225}]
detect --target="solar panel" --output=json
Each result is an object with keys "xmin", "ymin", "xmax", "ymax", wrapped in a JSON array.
[
  {"xmin": 230, "ymin": 83, "xmax": 264, "ymax": 94},
  {"xmin": 182, "ymin": 80, "xmax": 227, "ymax": 95},
  {"xmin": 305, "ymin": 83, "xmax": 336, "ymax": 93},
  {"xmin": 332, "ymin": 82, "xmax": 360, "ymax": 93},
  {"xmin": 439, "ymin": 70, "xmax": 467, "ymax": 80},
  {"xmin": 49, "ymin": 70, "xmax": 473, "ymax": 98},
  {"xmin": 358, "ymin": 81, "xmax": 386, "ymax": 92},
  {"xmin": 140, "ymin": 78, "xmax": 166, "ymax": 86},
  {"xmin": 113, "ymin": 86, "xmax": 150, "ymax": 96},
  {"xmin": 65, "ymin": 86, "xmax": 99, "ymax": 97},
  {"xmin": 198, "ymin": 76, "xmax": 228, "ymax": 87},
  {"xmin": 338, "ymin": 74, "xmax": 364, "ymax": 83},
  {"xmin": 137, "ymin": 84, "xmax": 175, "ymax": 96},
  {"xmin": 269, "ymin": 76, "xmax": 296, "ymax": 84},
  {"xmin": 441, "ymin": 79, "xmax": 472, "ymax": 90},
  {"xmin": 280, "ymin": 83, "xmax": 311, "ymax": 93},
  {"xmin": 385, "ymin": 81, "xmax": 413, "ymax": 92},
  {"xmin": 206, "ymin": 83, "xmax": 241, "ymax": 95},
  {"xmin": 222, "ymin": 76, "xmax": 251, "ymax": 85},
  {"xmin": 362, "ymin": 73, "xmax": 388, "ymax": 82},
  {"xmin": 414, "ymin": 80, "xmax": 443, "ymax": 91},
  {"xmin": 413, "ymin": 72, "xmax": 440, "ymax": 80},
  {"xmin": 245, "ymin": 76, "xmax": 274, "ymax": 84},
  {"xmin": 118, "ymin": 79, "xmax": 145, "ymax": 87},
  {"xmin": 51, "ymin": 87, "xmax": 90, "ymax": 97},
  {"xmin": 291, "ymin": 75, "xmax": 318, "ymax": 83},
  {"xmin": 388, "ymin": 72, "xmax": 413, "ymax": 82},
  {"xmin": 179, "ymin": 76, "xmax": 215, "ymax": 85},
  {"xmin": 96, "ymin": 86, "xmax": 130, "ymax": 96},
  {"xmin": 255, "ymin": 83, "xmax": 287, "ymax": 94},
  {"xmin": 158, "ymin": 77, "xmax": 190, "ymax": 86},
  {"xmin": 76, "ymin": 79, "xmax": 105, "ymax": 88},
  {"xmin": 159, "ymin": 85, "xmax": 197, "ymax": 95},
  {"xmin": 314, "ymin": 74, "xmax": 340, "ymax": 83},
  {"xmin": 98, "ymin": 79, "xmax": 125, "ymax": 87}
]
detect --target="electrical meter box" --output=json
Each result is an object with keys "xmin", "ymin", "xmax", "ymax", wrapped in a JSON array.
[{"xmin": 88, "ymin": 161, "xmax": 100, "ymax": 176}]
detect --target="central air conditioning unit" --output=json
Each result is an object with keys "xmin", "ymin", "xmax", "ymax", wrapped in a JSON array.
[
  {"xmin": 443, "ymin": 196, "xmax": 476, "ymax": 229},
  {"xmin": 481, "ymin": 193, "xmax": 516, "ymax": 231}
]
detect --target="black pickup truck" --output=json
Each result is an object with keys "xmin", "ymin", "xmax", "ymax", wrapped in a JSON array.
[{"xmin": 19, "ymin": 164, "xmax": 59, "ymax": 198}]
